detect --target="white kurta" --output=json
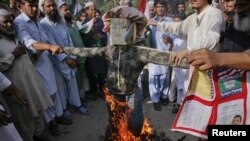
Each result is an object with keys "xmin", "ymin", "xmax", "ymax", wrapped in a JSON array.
[
  {"xmin": 157, "ymin": 5, "xmax": 225, "ymax": 52},
  {"xmin": 40, "ymin": 17, "xmax": 81, "ymax": 107},
  {"xmin": 14, "ymin": 12, "xmax": 58, "ymax": 96}
]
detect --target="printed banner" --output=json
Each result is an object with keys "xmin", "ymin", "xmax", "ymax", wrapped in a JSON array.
[{"xmin": 172, "ymin": 66, "xmax": 250, "ymax": 139}]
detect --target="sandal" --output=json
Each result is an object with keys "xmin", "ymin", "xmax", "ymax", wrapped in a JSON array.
[
  {"xmin": 55, "ymin": 117, "xmax": 73, "ymax": 125},
  {"xmin": 48, "ymin": 120, "xmax": 61, "ymax": 136},
  {"xmin": 76, "ymin": 106, "xmax": 90, "ymax": 115}
]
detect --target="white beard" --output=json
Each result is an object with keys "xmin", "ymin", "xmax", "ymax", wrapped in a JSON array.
[{"xmin": 233, "ymin": 13, "xmax": 250, "ymax": 32}]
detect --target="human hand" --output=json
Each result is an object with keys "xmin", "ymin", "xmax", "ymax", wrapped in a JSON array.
[
  {"xmin": 102, "ymin": 20, "xmax": 110, "ymax": 32},
  {"xmin": 2, "ymin": 84, "xmax": 28, "ymax": 105},
  {"xmin": 170, "ymin": 48, "xmax": 189, "ymax": 66},
  {"xmin": 49, "ymin": 45, "xmax": 63, "ymax": 55},
  {"xmin": 187, "ymin": 48, "xmax": 220, "ymax": 70},
  {"xmin": 64, "ymin": 57, "xmax": 77, "ymax": 69},
  {"xmin": 0, "ymin": 110, "xmax": 12, "ymax": 127},
  {"xmin": 147, "ymin": 19, "xmax": 157, "ymax": 26},
  {"xmin": 12, "ymin": 47, "xmax": 26, "ymax": 58}
]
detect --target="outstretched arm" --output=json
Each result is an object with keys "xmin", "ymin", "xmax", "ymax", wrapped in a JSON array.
[
  {"xmin": 137, "ymin": 46, "xmax": 189, "ymax": 69},
  {"xmin": 187, "ymin": 48, "xmax": 250, "ymax": 70},
  {"xmin": 63, "ymin": 47, "xmax": 107, "ymax": 57}
]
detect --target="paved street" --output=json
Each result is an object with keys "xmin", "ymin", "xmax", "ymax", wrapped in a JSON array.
[{"xmin": 45, "ymin": 97, "xmax": 199, "ymax": 141}]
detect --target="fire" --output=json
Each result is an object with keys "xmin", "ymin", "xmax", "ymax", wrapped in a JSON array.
[{"xmin": 104, "ymin": 90, "xmax": 154, "ymax": 141}]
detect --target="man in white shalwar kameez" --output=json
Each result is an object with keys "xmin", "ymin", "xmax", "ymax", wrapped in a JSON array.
[
  {"xmin": 148, "ymin": 0, "xmax": 172, "ymax": 111},
  {"xmin": 14, "ymin": 0, "xmax": 64, "ymax": 136}
]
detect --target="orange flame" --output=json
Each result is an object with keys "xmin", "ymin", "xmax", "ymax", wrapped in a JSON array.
[{"xmin": 104, "ymin": 90, "xmax": 154, "ymax": 141}]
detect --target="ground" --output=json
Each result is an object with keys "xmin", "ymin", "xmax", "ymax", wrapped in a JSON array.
[{"xmin": 45, "ymin": 97, "xmax": 199, "ymax": 141}]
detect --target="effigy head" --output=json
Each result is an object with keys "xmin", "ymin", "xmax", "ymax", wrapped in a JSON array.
[{"xmin": 102, "ymin": 6, "xmax": 147, "ymax": 45}]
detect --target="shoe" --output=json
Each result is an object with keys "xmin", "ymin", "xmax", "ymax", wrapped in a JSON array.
[
  {"xmin": 48, "ymin": 120, "xmax": 61, "ymax": 137},
  {"xmin": 153, "ymin": 102, "xmax": 162, "ymax": 111},
  {"xmin": 76, "ymin": 106, "xmax": 90, "ymax": 115},
  {"xmin": 63, "ymin": 110, "xmax": 72, "ymax": 119},
  {"xmin": 161, "ymin": 98, "xmax": 169, "ymax": 106},
  {"xmin": 55, "ymin": 116, "xmax": 73, "ymax": 125},
  {"xmin": 172, "ymin": 104, "xmax": 180, "ymax": 114},
  {"xmin": 33, "ymin": 135, "xmax": 50, "ymax": 141}
]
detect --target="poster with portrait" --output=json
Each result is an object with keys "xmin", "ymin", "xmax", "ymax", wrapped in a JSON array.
[{"xmin": 172, "ymin": 66, "xmax": 250, "ymax": 139}]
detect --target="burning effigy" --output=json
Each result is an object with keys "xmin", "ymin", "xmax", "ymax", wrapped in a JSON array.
[{"xmin": 64, "ymin": 5, "xmax": 188, "ymax": 141}]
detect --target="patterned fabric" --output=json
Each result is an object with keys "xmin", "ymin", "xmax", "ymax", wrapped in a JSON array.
[{"xmin": 64, "ymin": 45, "xmax": 189, "ymax": 95}]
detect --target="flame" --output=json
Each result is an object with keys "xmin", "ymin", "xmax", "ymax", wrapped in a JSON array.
[{"xmin": 104, "ymin": 89, "xmax": 154, "ymax": 141}]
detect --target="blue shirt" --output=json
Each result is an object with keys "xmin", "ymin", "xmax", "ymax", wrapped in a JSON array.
[
  {"xmin": 40, "ymin": 17, "xmax": 76, "ymax": 79},
  {"xmin": 14, "ymin": 12, "xmax": 57, "ymax": 95}
]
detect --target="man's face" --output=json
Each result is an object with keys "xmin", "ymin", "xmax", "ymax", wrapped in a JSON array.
[
  {"xmin": 80, "ymin": 12, "xmax": 88, "ymax": 22},
  {"xmin": 149, "ymin": 7, "xmax": 155, "ymax": 18},
  {"xmin": 232, "ymin": 117, "xmax": 241, "ymax": 125},
  {"xmin": 21, "ymin": 1, "xmax": 38, "ymax": 19},
  {"xmin": 178, "ymin": 4, "xmax": 185, "ymax": 14},
  {"xmin": 226, "ymin": 1, "xmax": 236, "ymax": 12},
  {"xmin": 0, "ymin": 15, "xmax": 14, "ymax": 35},
  {"xmin": 60, "ymin": 5, "xmax": 72, "ymax": 22},
  {"xmin": 95, "ymin": 12, "xmax": 101, "ymax": 19},
  {"xmin": 86, "ymin": 6, "xmax": 96, "ymax": 18},
  {"xmin": 44, "ymin": 0, "xmax": 61, "ymax": 22},
  {"xmin": 155, "ymin": 4, "xmax": 166, "ymax": 17},
  {"xmin": 189, "ymin": 0, "xmax": 208, "ymax": 10},
  {"xmin": 44, "ymin": 0, "xmax": 56, "ymax": 15},
  {"xmin": 60, "ymin": 5, "xmax": 71, "ymax": 17}
]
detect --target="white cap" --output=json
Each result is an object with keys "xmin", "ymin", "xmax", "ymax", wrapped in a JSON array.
[
  {"xmin": 85, "ymin": 2, "xmax": 94, "ymax": 8},
  {"xmin": 58, "ymin": 0, "xmax": 67, "ymax": 8}
]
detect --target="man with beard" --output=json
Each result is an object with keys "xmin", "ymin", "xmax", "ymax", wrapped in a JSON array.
[
  {"xmin": 0, "ymin": 8, "xmax": 56, "ymax": 141},
  {"xmin": 80, "ymin": 2, "xmax": 108, "ymax": 100},
  {"xmin": 14, "ymin": 0, "xmax": 63, "ymax": 137},
  {"xmin": 187, "ymin": 0, "xmax": 250, "ymax": 70},
  {"xmin": 39, "ymin": 0, "xmax": 89, "ymax": 117},
  {"xmin": 59, "ymin": 2, "xmax": 90, "ymax": 100}
]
